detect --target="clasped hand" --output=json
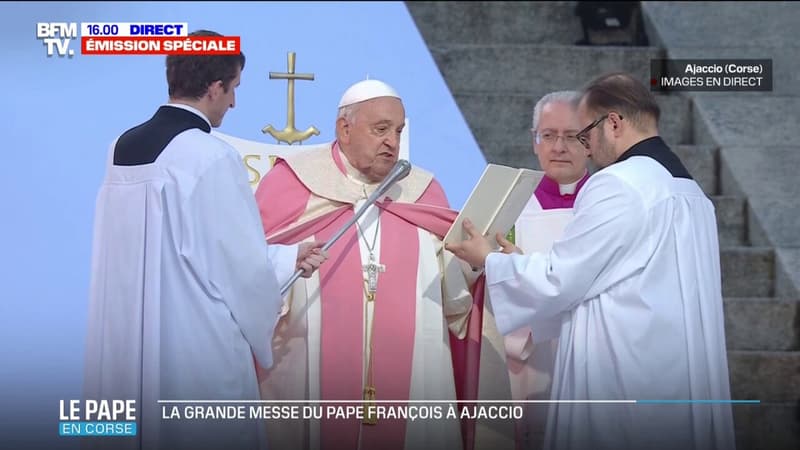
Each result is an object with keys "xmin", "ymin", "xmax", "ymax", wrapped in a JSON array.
[{"xmin": 296, "ymin": 241, "xmax": 328, "ymax": 278}]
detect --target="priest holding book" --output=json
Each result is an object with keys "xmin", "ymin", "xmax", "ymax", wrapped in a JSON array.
[
  {"xmin": 446, "ymin": 73, "xmax": 734, "ymax": 450},
  {"xmin": 253, "ymin": 79, "xmax": 512, "ymax": 450}
]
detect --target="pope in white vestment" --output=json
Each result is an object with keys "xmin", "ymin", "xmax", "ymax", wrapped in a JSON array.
[
  {"xmin": 84, "ymin": 103, "xmax": 298, "ymax": 450},
  {"xmin": 253, "ymin": 80, "xmax": 514, "ymax": 450}
]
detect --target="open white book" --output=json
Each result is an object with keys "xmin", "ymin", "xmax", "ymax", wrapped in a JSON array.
[{"xmin": 444, "ymin": 164, "xmax": 543, "ymax": 248}]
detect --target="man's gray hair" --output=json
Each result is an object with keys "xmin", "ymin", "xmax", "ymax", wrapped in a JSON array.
[
  {"xmin": 531, "ymin": 91, "xmax": 580, "ymax": 130},
  {"xmin": 337, "ymin": 103, "xmax": 360, "ymax": 124}
]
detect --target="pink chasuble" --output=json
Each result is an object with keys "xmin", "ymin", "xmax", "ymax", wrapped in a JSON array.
[
  {"xmin": 255, "ymin": 146, "xmax": 458, "ymax": 450},
  {"xmin": 449, "ymin": 275, "xmax": 486, "ymax": 450}
]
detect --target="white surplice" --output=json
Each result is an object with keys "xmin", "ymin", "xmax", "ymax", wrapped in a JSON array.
[
  {"xmin": 84, "ymin": 117, "xmax": 296, "ymax": 450},
  {"xmin": 486, "ymin": 155, "xmax": 735, "ymax": 450},
  {"xmin": 504, "ymin": 196, "xmax": 574, "ymax": 450}
]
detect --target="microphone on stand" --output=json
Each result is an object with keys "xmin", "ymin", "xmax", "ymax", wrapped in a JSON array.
[{"xmin": 279, "ymin": 159, "xmax": 412, "ymax": 296}]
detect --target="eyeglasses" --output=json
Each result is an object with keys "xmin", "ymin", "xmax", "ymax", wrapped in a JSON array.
[
  {"xmin": 532, "ymin": 129, "xmax": 583, "ymax": 149},
  {"xmin": 575, "ymin": 113, "xmax": 623, "ymax": 149}
]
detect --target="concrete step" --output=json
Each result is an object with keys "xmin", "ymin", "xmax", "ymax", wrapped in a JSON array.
[
  {"xmin": 728, "ymin": 351, "xmax": 800, "ymax": 402},
  {"xmin": 406, "ymin": 1, "xmax": 582, "ymax": 46},
  {"xmin": 643, "ymin": 2, "xmax": 800, "ymax": 97},
  {"xmin": 673, "ymin": 145, "xmax": 717, "ymax": 195},
  {"xmin": 734, "ymin": 401, "xmax": 800, "ymax": 450},
  {"xmin": 432, "ymin": 45, "xmax": 692, "ymax": 146},
  {"xmin": 717, "ymin": 144, "xmax": 800, "ymax": 249},
  {"xmin": 643, "ymin": 2, "xmax": 800, "ymax": 49},
  {"xmin": 724, "ymin": 298, "xmax": 799, "ymax": 351},
  {"xmin": 455, "ymin": 92, "xmax": 691, "ymax": 159},
  {"xmin": 431, "ymin": 44, "xmax": 664, "ymax": 94},
  {"xmin": 721, "ymin": 247, "xmax": 774, "ymax": 298},
  {"xmin": 711, "ymin": 195, "xmax": 747, "ymax": 247},
  {"xmin": 478, "ymin": 142, "xmax": 540, "ymax": 171},
  {"xmin": 729, "ymin": 351, "xmax": 799, "ymax": 449},
  {"xmin": 453, "ymin": 93, "xmax": 534, "ymax": 159},
  {"xmin": 655, "ymin": 95, "xmax": 692, "ymax": 146}
]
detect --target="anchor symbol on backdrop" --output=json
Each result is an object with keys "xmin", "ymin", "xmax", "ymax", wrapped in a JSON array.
[{"xmin": 262, "ymin": 51, "xmax": 320, "ymax": 145}]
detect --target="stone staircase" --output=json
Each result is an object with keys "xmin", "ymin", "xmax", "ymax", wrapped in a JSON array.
[{"xmin": 407, "ymin": 2, "xmax": 799, "ymax": 449}]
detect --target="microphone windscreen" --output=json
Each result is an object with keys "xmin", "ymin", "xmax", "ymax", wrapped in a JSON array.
[{"xmin": 395, "ymin": 159, "xmax": 411, "ymax": 180}]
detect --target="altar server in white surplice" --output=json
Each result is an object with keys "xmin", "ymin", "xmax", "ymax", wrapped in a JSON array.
[
  {"xmin": 447, "ymin": 73, "xmax": 735, "ymax": 450},
  {"xmin": 84, "ymin": 30, "xmax": 326, "ymax": 450}
]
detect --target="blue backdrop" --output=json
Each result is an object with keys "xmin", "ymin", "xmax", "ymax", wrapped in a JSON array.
[{"xmin": 0, "ymin": 2, "xmax": 485, "ymax": 447}]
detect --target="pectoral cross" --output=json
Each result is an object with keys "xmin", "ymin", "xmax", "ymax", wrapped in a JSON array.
[
  {"xmin": 363, "ymin": 386, "xmax": 378, "ymax": 425},
  {"xmin": 362, "ymin": 253, "xmax": 386, "ymax": 301}
]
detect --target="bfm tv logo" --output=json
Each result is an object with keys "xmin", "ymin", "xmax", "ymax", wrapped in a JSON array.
[{"xmin": 36, "ymin": 22, "xmax": 77, "ymax": 57}]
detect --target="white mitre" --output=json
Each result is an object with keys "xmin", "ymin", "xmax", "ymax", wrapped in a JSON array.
[{"xmin": 338, "ymin": 79, "xmax": 401, "ymax": 107}]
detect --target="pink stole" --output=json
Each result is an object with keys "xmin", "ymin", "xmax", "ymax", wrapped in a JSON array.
[
  {"xmin": 449, "ymin": 275, "xmax": 486, "ymax": 450},
  {"xmin": 259, "ymin": 147, "xmax": 456, "ymax": 450}
]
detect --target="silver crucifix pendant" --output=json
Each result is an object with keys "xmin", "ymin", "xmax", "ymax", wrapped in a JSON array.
[{"xmin": 363, "ymin": 254, "xmax": 385, "ymax": 301}]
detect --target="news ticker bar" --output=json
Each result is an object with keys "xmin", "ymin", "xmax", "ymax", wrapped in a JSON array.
[
  {"xmin": 651, "ymin": 59, "xmax": 772, "ymax": 92},
  {"xmin": 59, "ymin": 400, "xmax": 758, "ymax": 436},
  {"xmin": 157, "ymin": 399, "xmax": 760, "ymax": 404}
]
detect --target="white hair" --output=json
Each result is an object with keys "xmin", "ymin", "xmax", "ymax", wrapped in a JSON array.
[
  {"xmin": 531, "ymin": 91, "xmax": 580, "ymax": 130},
  {"xmin": 337, "ymin": 103, "xmax": 360, "ymax": 124}
]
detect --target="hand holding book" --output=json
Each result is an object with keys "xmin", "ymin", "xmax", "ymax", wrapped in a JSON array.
[{"xmin": 444, "ymin": 164, "xmax": 542, "ymax": 267}]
